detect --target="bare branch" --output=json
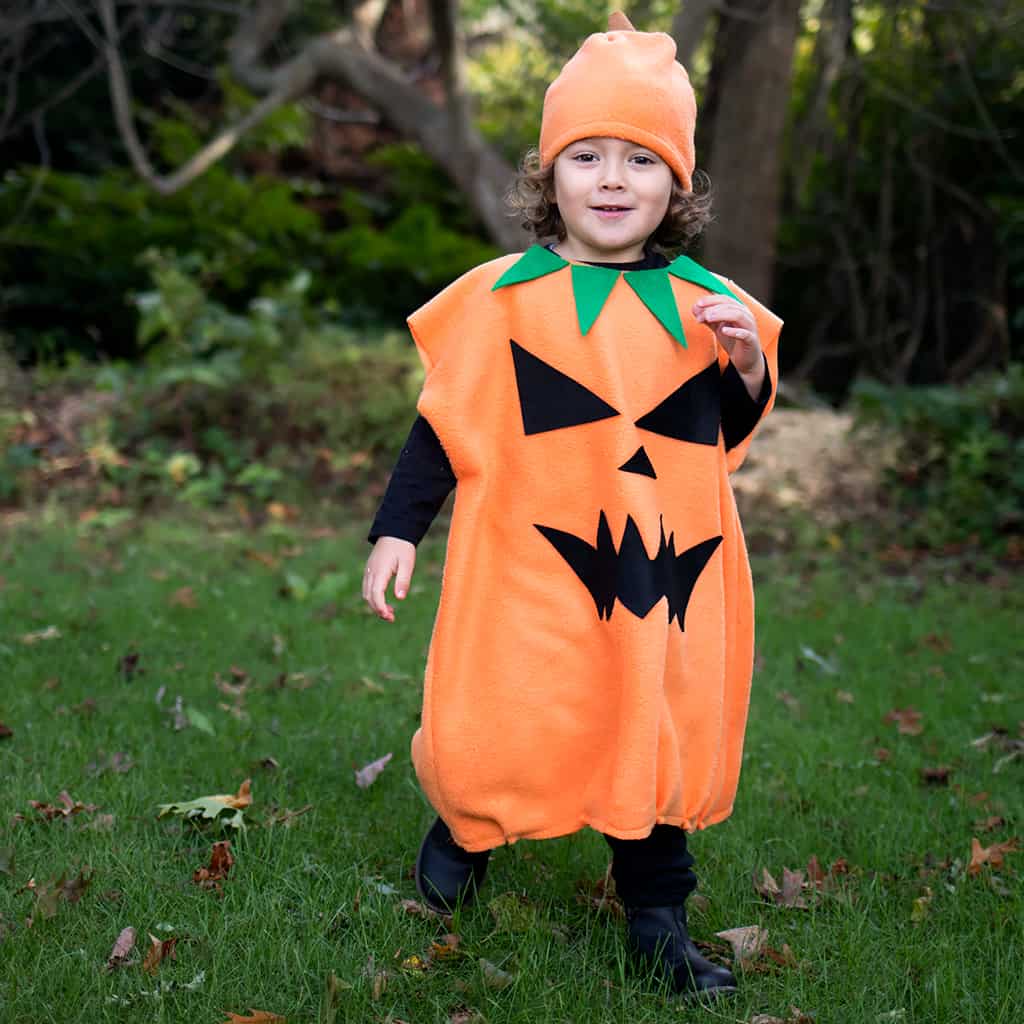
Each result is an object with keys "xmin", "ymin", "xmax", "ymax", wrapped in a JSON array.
[{"xmin": 98, "ymin": 0, "xmax": 314, "ymax": 194}]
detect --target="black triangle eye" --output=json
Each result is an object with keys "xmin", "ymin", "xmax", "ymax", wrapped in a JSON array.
[
  {"xmin": 634, "ymin": 361, "xmax": 720, "ymax": 446},
  {"xmin": 511, "ymin": 340, "xmax": 620, "ymax": 435}
]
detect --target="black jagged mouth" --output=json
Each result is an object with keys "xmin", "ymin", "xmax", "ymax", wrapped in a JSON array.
[{"xmin": 534, "ymin": 511, "xmax": 722, "ymax": 631}]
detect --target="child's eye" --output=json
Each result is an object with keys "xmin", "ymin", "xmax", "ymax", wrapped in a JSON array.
[
  {"xmin": 632, "ymin": 155, "xmax": 655, "ymax": 165},
  {"xmin": 572, "ymin": 153, "xmax": 596, "ymax": 162}
]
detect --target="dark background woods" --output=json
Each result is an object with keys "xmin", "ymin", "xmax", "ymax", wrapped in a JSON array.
[{"xmin": 1, "ymin": 1, "xmax": 1022, "ymax": 549}]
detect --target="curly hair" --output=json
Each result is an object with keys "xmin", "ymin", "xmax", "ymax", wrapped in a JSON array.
[{"xmin": 504, "ymin": 146, "xmax": 713, "ymax": 256}]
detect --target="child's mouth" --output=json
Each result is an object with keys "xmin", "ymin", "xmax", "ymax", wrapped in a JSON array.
[{"xmin": 591, "ymin": 206, "xmax": 632, "ymax": 219}]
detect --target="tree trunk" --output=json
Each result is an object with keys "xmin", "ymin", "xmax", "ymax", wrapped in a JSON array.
[{"xmin": 701, "ymin": 0, "xmax": 802, "ymax": 303}]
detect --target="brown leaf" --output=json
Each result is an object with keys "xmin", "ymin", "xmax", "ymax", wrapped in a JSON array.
[
  {"xmin": 967, "ymin": 836, "xmax": 1020, "ymax": 876},
  {"xmin": 116, "ymin": 650, "xmax": 142, "ymax": 680},
  {"xmin": 780, "ymin": 867, "xmax": 808, "ymax": 908},
  {"xmin": 974, "ymin": 815, "xmax": 1005, "ymax": 833},
  {"xmin": 751, "ymin": 1009, "xmax": 816, "ymax": 1024},
  {"xmin": 0, "ymin": 722, "xmax": 12, "ymax": 740},
  {"xmin": 24, "ymin": 791, "xmax": 98, "ymax": 822},
  {"xmin": 354, "ymin": 752, "xmax": 393, "ymax": 789},
  {"xmin": 715, "ymin": 925, "xmax": 767, "ymax": 965},
  {"xmin": 169, "ymin": 586, "xmax": 197, "ymax": 608},
  {"xmin": 106, "ymin": 926, "xmax": 136, "ymax": 970},
  {"xmin": 222, "ymin": 1011, "xmax": 286, "ymax": 1023},
  {"xmin": 754, "ymin": 867, "xmax": 781, "ymax": 902},
  {"xmin": 193, "ymin": 840, "xmax": 234, "ymax": 890},
  {"xmin": 873, "ymin": 747, "xmax": 891, "ymax": 762},
  {"xmin": 142, "ymin": 932, "xmax": 177, "ymax": 975},
  {"xmin": 884, "ymin": 707, "xmax": 923, "ymax": 735},
  {"xmin": 920, "ymin": 765, "xmax": 953, "ymax": 786}
]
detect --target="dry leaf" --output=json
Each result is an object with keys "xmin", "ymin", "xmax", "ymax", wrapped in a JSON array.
[
  {"xmin": 106, "ymin": 926, "xmax": 136, "ymax": 969},
  {"xmin": 20, "ymin": 625, "xmax": 61, "ymax": 644},
  {"xmin": 967, "ymin": 836, "xmax": 1020, "ymax": 876},
  {"xmin": 169, "ymin": 586, "xmax": 197, "ymax": 608},
  {"xmin": 222, "ymin": 1011, "xmax": 286, "ymax": 1023},
  {"xmin": 22, "ymin": 791, "xmax": 99, "ymax": 822},
  {"xmin": 715, "ymin": 925, "xmax": 767, "ymax": 964},
  {"xmin": 354, "ymin": 753, "xmax": 392, "ymax": 788},
  {"xmin": 835, "ymin": 690, "xmax": 855, "ymax": 703},
  {"xmin": 920, "ymin": 765, "xmax": 952, "ymax": 786},
  {"xmin": 193, "ymin": 841, "xmax": 234, "ymax": 890},
  {"xmin": 974, "ymin": 815, "xmax": 1005, "ymax": 833},
  {"xmin": 0, "ymin": 722, "xmax": 12, "ymax": 739},
  {"xmin": 157, "ymin": 779, "xmax": 252, "ymax": 829},
  {"xmin": 142, "ymin": 932, "xmax": 177, "ymax": 975},
  {"xmin": 883, "ymin": 707, "xmax": 923, "ymax": 735}
]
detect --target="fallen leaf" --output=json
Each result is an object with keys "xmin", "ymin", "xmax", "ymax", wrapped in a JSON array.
[
  {"xmin": 920, "ymin": 765, "xmax": 953, "ymax": 786},
  {"xmin": 884, "ymin": 707, "xmax": 923, "ymax": 735},
  {"xmin": 911, "ymin": 886, "xmax": 933, "ymax": 923},
  {"xmin": 20, "ymin": 867, "xmax": 93, "ymax": 923},
  {"xmin": 973, "ymin": 815, "xmax": 1005, "ymax": 833},
  {"xmin": 751, "ymin": 1009, "xmax": 815, "ymax": 1024},
  {"xmin": 22, "ymin": 791, "xmax": 99, "ymax": 822},
  {"xmin": 20, "ymin": 625, "xmax": 62, "ymax": 644},
  {"xmin": 221, "ymin": 1011, "xmax": 286, "ymax": 1023},
  {"xmin": 0, "ymin": 722, "xmax": 12, "ymax": 739},
  {"xmin": 106, "ymin": 926, "xmax": 137, "ymax": 969},
  {"xmin": 798, "ymin": 644, "xmax": 839, "ymax": 675},
  {"xmin": 780, "ymin": 867, "xmax": 808, "ymax": 908},
  {"xmin": 157, "ymin": 779, "xmax": 251, "ymax": 830},
  {"xmin": 354, "ymin": 753, "xmax": 392, "ymax": 788},
  {"xmin": 715, "ymin": 925, "xmax": 767, "ymax": 964},
  {"xmin": 479, "ymin": 958, "xmax": 515, "ymax": 989},
  {"xmin": 142, "ymin": 932, "xmax": 177, "ymax": 975},
  {"xmin": 835, "ymin": 690, "xmax": 855, "ymax": 703},
  {"xmin": 117, "ymin": 650, "xmax": 142, "ymax": 681},
  {"xmin": 193, "ymin": 841, "xmax": 234, "ymax": 890},
  {"xmin": 169, "ymin": 586, "xmax": 197, "ymax": 608},
  {"xmin": 967, "ymin": 836, "xmax": 1020, "ymax": 876},
  {"xmin": 873, "ymin": 747, "xmax": 891, "ymax": 762}
]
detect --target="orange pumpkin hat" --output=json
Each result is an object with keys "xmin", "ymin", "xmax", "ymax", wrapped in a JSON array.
[{"xmin": 539, "ymin": 11, "xmax": 697, "ymax": 189}]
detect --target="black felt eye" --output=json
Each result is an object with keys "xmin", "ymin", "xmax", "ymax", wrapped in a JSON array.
[
  {"xmin": 511, "ymin": 339, "xmax": 620, "ymax": 435},
  {"xmin": 634, "ymin": 361, "xmax": 721, "ymax": 446}
]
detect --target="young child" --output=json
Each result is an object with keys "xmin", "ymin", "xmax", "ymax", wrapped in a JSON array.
[{"xmin": 362, "ymin": 10, "xmax": 781, "ymax": 1000}]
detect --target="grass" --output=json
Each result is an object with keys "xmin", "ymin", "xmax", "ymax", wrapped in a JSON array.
[{"xmin": 0, "ymin": 508, "xmax": 1022, "ymax": 1024}]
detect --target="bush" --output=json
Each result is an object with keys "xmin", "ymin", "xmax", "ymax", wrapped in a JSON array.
[
  {"xmin": 0, "ymin": 254, "xmax": 424, "ymax": 515},
  {"xmin": 850, "ymin": 366, "xmax": 1024, "ymax": 550}
]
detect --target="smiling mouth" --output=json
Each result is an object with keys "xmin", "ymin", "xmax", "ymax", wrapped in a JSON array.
[{"xmin": 592, "ymin": 206, "xmax": 631, "ymax": 212}]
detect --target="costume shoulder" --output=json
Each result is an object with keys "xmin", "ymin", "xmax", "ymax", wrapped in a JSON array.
[{"xmin": 407, "ymin": 253, "xmax": 524, "ymax": 375}]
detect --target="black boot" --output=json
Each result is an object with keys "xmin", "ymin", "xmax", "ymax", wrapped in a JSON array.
[
  {"xmin": 414, "ymin": 815, "xmax": 491, "ymax": 914},
  {"xmin": 625, "ymin": 903, "xmax": 738, "ymax": 999}
]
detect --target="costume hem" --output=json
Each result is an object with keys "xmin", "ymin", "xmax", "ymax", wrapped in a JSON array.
[{"xmin": 448, "ymin": 804, "xmax": 736, "ymax": 853}]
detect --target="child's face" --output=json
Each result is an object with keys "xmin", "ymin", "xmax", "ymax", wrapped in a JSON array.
[{"xmin": 552, "ymin": 136, "xmax": 674, "ymax": 262}]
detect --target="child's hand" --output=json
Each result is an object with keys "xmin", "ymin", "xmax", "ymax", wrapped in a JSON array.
[
  {"xmin": 363, "ymin": 537, "xmax": 416, "ymax": 623},
  {"xmin": 692, "ymin": 295, "xmax": 763, "ymax": 377}
]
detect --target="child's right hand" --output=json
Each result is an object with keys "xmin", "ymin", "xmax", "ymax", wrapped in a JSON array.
[{"xmin": 363, "ymin": 537, "xmax": 416, "ymax": 622}]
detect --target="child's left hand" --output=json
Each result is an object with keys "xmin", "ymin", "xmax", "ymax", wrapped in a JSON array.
[{"xmin": 692, "ymin": 295, "xmax": 763, "ymax": 376}]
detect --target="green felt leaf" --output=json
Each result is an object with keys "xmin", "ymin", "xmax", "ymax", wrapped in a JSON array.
[
  {"xmin": 624, "ymin": 269, "xmax": 686, "ymax": 347},
  {"xmin": 571, "ymin": 264, "xmax": 620, "ymax": 335}
]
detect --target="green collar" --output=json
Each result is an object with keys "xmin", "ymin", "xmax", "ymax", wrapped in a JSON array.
[{"xmin": 491, "ymin": 243, "xmax": 740, "ymax": 348}]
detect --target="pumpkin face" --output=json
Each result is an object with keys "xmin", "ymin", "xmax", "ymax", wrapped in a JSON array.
[
  {"xmin": 405, "ymin": 245, "xmax": 782, "ymax": 853},
  {"xmin": 510, "ymin": 336, "xmax": 722, "ymax": 630}
]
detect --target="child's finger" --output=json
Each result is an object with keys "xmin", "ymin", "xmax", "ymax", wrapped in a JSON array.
[{"xmin": 394, "ymin": 560, "xmax": 414, "ymax": 599}]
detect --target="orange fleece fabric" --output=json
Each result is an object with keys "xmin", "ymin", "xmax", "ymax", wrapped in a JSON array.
[{"xmin": 407, "ymin": 249, "xmax": 782, "ymax": 852}]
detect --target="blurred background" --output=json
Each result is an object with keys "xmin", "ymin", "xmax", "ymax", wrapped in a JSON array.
[{"xmin": 1, "ymin": 0, "xmax": 1021, "ymax": 559}]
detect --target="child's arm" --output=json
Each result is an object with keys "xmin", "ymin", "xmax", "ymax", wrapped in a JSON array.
[{"xmin": 363, "ymin": 416, "xmax": 456, "ymax": 622}]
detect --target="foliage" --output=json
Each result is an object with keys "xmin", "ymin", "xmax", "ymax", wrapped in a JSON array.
[
  {"xmin": 0, "ymin": 253, "xmax": 424, "ymax": 513},
  {"xmin": 850, "ymin": 365, "xmax": 1024, "ymax": 549}
]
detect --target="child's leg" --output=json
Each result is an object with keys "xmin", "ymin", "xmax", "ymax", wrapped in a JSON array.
[
  {"xmin": 415, "ymin": 815, "xmax": 491, "ymax": 913},
  {"xmin": 602, "ymin": 824, "xmax": 696, "ymax": 906},
  {"xmin": 601, "ymin": 825, "xmax": 736, "ymax": 999}
]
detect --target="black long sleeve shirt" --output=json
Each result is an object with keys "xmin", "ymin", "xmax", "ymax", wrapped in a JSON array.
[{"xmin": 368, "ymin": 246, "xmax": 772, "ymax": 546}]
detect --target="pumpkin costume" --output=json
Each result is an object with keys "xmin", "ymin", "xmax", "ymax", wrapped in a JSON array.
[{"xmin": 407, "ymin": 243, "xmax": 781, "ymax": 852}]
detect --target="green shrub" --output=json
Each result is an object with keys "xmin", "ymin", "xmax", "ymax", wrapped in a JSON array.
[{"xmin": 850, "ymin": 366, "xmax": 1024, "ymax": 549}]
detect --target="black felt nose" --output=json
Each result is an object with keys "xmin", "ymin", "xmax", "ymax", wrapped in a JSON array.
[{"xmin": 618, "ymin": 446, "xmax": 657, "ymax": 479}]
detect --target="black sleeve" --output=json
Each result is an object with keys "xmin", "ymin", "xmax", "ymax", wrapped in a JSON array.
[
  {"xmin": 367, "ymin": 415, "xmax": 456, "ymax": 546},
  {"xmin": 721, "ymin": 352, "xmax": 772, "ymax": 451}
]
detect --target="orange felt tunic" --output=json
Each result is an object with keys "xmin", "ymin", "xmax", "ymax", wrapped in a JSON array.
[{"xmin": 407, "ymin": 247, "xmax": 782, "ymax": 853}]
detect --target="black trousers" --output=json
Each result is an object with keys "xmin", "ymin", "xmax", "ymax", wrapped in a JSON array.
[
  {"xmin": 439, "ymin": 818, "xmax": 697, "ymax": 908},
  {"xmin": 602, "ymin": 824, "xmax": 697, "ymax": 907}
]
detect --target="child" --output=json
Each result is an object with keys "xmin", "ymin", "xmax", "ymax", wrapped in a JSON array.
[{"xmin": 363, "ymin": 10, "xmax": 781, "ymax": 1000}]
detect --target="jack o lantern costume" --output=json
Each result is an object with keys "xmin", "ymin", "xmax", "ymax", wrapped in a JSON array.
[{"xmin": 367, "ymin": 16, "xmax": 782, "ymax": 990}]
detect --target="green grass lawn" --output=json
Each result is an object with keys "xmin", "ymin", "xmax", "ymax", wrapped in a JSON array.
[{"xmin": 1, "ymin": 511, "xmax": 1021, "ymax": 1024}]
